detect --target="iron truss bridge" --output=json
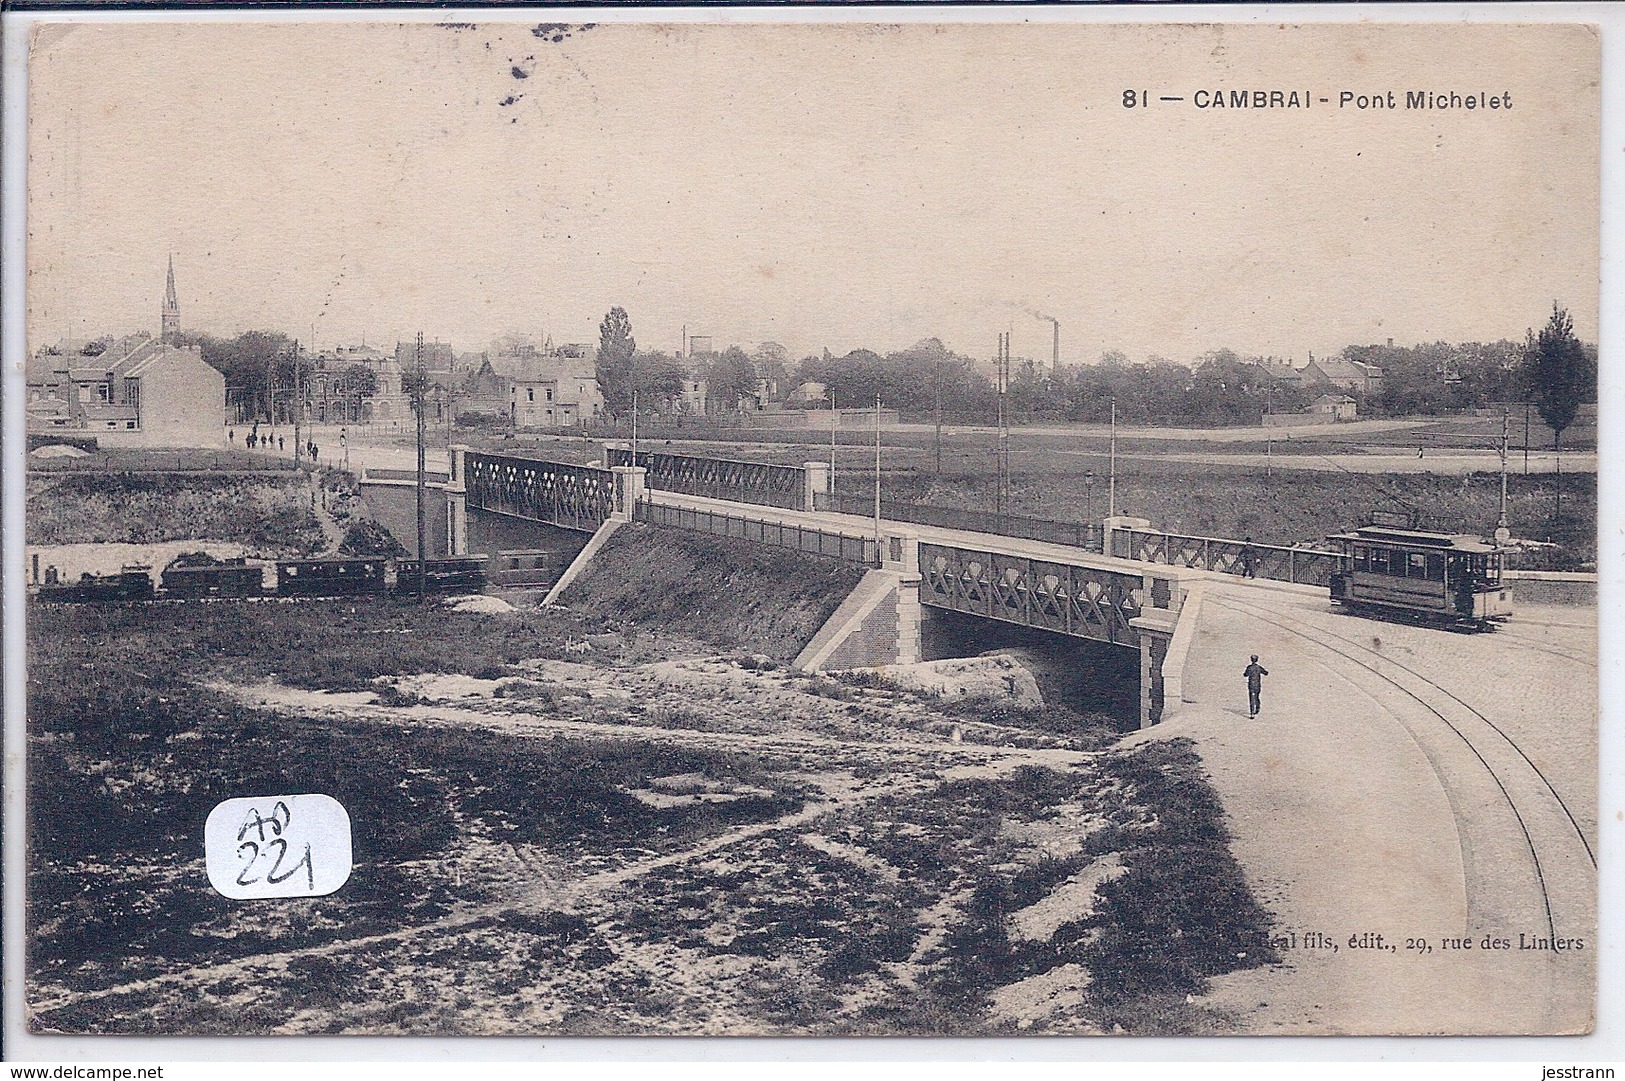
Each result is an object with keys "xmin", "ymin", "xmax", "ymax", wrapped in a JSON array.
[
  {"xmin": 919, "ymin": 542, "xmax": 1158, "ymax": 647},
  {"xmin": 606, "ymin": 446, "xmax": 804, "ymax": 510},
  {"xmin": 1112, "ymin": 528, "xmax": 1346, "ymax": 587},
  {"xmin": 465, "ymin": 452, "xmax": 614, "ymax": 532}
]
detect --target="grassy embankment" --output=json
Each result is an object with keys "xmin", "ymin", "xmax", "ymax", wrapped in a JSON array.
[
  {"xmin": 26, "ymin": 472, "xmax": 323, "ymax": 555},
  {"xmin": 559, "ymin": 522, "xmax": 868, "ymax": 662}
]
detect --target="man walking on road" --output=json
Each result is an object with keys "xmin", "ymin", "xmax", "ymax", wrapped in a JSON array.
[{"xmin": 1244, "ymin": 654, "xmax": 1269, "ymax": 717}]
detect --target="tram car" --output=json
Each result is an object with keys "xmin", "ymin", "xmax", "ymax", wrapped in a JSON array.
[
  {"xmin": 36, "ymin": 565, "xmax": 155, "ymax": 604},
  {"xmin": 160, "ymin": 556, "xmax": 267, "ymax": 598},
  {"xmin": 274, "ymin": 558, "xmax": 388, "ymax": 596},
  {"xmin": 390, "ymin": 556, "xmax": 489, "ymax": 595},
  {"xmin": 1327, "ymin": 523, "xmax": 1511, "ymax": 627}
]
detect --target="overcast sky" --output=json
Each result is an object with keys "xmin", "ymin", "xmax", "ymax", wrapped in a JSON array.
[{"xmin": 26, "ymin": 19, "xmax": 1599, "ymax": 365}]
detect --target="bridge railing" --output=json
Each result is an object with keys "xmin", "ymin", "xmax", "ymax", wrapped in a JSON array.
[
  {"xmin": 606, "ymin": 446, "xmax": 805, "ymax": 510},
  {"xmin": 360, "ymin": 467, "xmax": 451, "ymax": 486},
  {"xmin": 464, "ymin": 451, "xmax": 614, "ymax": 532},
  {"xmin": 815, "ymin": 492, "xmax": 1103, "ymax": 552},
  {"xmin": 918, "ymin": 541, "xmax": 1152, "ymax": 646},
  {"xmin": 636, "ymin": 498, "xmax": 878, "ymax": 565},
  {"xmin": 1112, "ymin": 527, "xmax": 1346, "ymax": 586}
]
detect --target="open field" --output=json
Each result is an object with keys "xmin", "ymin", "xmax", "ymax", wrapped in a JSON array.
[
  {"xmin": 27, "ymin": 593, "xmax": 1274, "ymax": 1035},
  {"xmin": 338, "ymin": 425, "xmax": 1596, "ymax": 569}
]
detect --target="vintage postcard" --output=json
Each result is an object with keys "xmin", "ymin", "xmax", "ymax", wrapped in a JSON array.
[{"xmin": 15, "ymin": 17, "xmax": 1598, "ymax": 1039}]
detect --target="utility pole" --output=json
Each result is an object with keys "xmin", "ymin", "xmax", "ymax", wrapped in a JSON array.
[
  {"xmin": 996, "ymin": 332, "xmax": 1008, "ymax": 526},
  {"xmin": 828, "ymin": 388, "xmax": 838, "ymax": 500},
  {"xmin": 1109, "ymin": 396, "xmax": 1117, "ymax": 519},
  {"xmin": 265, "ymin": 348, "xmax": 276, "ymax": 450},
  {"xmin": 1265, "ymin": 368, "xmax": 1273, "ymax": 480},
  {"xmin": 414, "ymin": 331, "xmax": 427, "ymax": 599},
  {"xmin": 873, "ymin": 394, "xmax": 883, "ymax": 547},
  {"xmin": 1495, "ymin": 407, "xmax": 1510, "ymax": 544},
  {"xmin": 292, "ymin": 340, "xmax": 304, "ymax": 468},
  {"xmin": 936, "ymin": 362, "xmax": 949, "ymax": 471},
  {"xmin": 1523, "ymin": 400, "xmax": 1531, "ymax": 475}
]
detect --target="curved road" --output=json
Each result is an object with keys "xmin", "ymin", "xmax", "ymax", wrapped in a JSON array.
[{"xmin": 1142, "ymin": 580, "xmax": 1596, "ymax": 1034}]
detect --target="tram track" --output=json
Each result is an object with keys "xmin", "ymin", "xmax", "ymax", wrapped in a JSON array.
[{"xmin": 1209, "ymin": 592, "xmax": 1594, "ymax": 949}]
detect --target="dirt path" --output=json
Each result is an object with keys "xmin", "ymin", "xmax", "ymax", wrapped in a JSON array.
[
  {"xmin": 31, "ymin": 718, "xmax": 1057, "ymax": 1020},
  {"xmin": 308, "ymin": 471, "xmax": 345, "ymax": 554}
]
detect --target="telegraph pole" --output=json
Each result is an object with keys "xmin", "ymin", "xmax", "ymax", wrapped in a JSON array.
[
  {"xmin": 1265, "ymin": 368, "xmax": 1273, "ymax": 480},
  {"xmin": 266, "ymin": 349, "xmax": 276, "ymax": 451},
  {"xmin": 988, "ymin": 333, "xmax": 1001, "ymax": 526},
  {"xmin": 934, "ymin": 362, "xmax": 943, "ymax": 474},
  {"xmin": 292, "ymin": 340, "xmax": 304, "ymax": 467},
  {"xmin": 414, "ymin": 331, "xmax": 427, "ymax": 599},
  {"xmin": 828, "ymin": 388, "xmax": 838, "ymax": 499},
  {"xmin": 1495, "ymin": 407, "xmax": 1510, "ymax": 544},
  {"xmin": 873, "ymin": 394, "xmax": 883, "ymax": 546},
  {"xmin": 1108, "ymin": 396, "xmax": 1117, "ymax": 519},
  {"xmin": 1523, "ymin": 400, "xmax": 1531, "ymax": 475}
]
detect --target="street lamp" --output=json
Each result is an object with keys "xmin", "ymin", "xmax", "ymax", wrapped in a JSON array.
[{"xmin": 1084, "ymin": 469, "xmax": 1095, "ymax": 524}]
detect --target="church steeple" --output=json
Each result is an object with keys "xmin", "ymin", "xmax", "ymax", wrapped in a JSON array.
[{"xmin": 161, "ymin": 255, "xmax": 180, "ymax": 344}]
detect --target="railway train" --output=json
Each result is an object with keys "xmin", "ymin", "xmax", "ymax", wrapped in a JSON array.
[
  {"xmin": 1327, "ymin": 522, "xmax": 1511, "ymax": 628},
  {"xmin": 32, "ymin": 554, "xmax": 489, "ymax": 604}
]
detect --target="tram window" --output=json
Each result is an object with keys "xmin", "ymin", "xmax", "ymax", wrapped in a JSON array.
[
  {"xmin": 1352, "ymin": 546, "xmax": 1369, "ymax": 571},
  {"xmin": 1405, "ymin": 552, "xmax": 1427, "ymax": 578},
  {"xmin": 1484, "ymin": 555, "xmax": 1501, "ymax": 584},
  {"xmin": 1426, "ymin": 553, "xmax": 1445, "ymax": 580},
  {"xmin": 1384, "ymin": 549, "xmax": 1406, "ymax": 576}
]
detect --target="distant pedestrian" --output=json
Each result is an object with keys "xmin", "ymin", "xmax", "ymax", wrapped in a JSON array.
[
  {"xmin": 1417, "ymin": 446, "xmax": 1424, "ymax": 459},
  {"xmin": 247, "ymin": 433, "xmax": 257, "ymax": 450},
  {"xmin": 278, "ymin": 436, "xmax": 285, "ymax": 452},
  {"xmin": 228, "ymin": 429, "xmax": 235, "ymax": 445},
  {"xmin": 310, "ymin": 442, "xmax": 319, "ymax": 463},
  {"xmin": 1239, "ymin": 537, "xmax": 1258, "ymax": 579},
  {"xmin": 1244, "ymin": 654, "xmax": 1269, "ymax": 717}
]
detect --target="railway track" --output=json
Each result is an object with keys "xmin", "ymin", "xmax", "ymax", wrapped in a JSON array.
[{"xmin": 1211, "ymin": 591, "xmax": 1594, "ymax": 952}]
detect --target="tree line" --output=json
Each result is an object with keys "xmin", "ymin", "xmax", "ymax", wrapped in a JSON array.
[{"xmin": 596, "ymin": 304, "xmax": 1596, "ymax": 444}]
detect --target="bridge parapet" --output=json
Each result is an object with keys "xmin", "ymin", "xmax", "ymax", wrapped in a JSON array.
[
  {"xmin": 464, "ymin": 450, "xmax": 615, "ymax": 533},
  {"xmin": 918, "ymin": 541, "xmax": 1181, "ymax": 647},
  {"xmin": 606, "ymin": 444, "xmax": 810, "ymax": 510},
  {"xmin": 1112, "ymin": 522, "xmax": 1346, "ymax": 586}
]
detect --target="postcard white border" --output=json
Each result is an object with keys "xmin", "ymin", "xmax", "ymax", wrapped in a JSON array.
[{"xmin": 2, "ymin": 1, "xmax": 1618, "ymax": 1066}]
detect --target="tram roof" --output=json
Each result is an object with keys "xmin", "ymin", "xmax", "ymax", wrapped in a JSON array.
[{"xmin": 1327, "ymin": 525, "xmax": 1500, "ymax": 552}]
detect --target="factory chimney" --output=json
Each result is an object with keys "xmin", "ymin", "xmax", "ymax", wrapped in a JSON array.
[{"xmin": 1051, "ymin": 318, "xmax": 1060, "ymax": 371}]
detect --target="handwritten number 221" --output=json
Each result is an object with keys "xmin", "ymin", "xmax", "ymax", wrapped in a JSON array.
[{"xmin": 236, "ymin": 837, "xmax": 315, "ymax": 890}]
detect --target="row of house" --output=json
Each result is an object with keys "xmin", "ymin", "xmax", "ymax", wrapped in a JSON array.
[{"xmin": 26, "ymin": 334, "xmax": 227, "ymax": 448}]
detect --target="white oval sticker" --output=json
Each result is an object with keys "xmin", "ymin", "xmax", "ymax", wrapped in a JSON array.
[{"xmin": 204, "ymin": 794, "xmax": 353, "ymax": 900}]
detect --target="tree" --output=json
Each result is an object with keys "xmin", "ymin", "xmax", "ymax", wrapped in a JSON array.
[
  {"xmin": 630, "ymin": 351, "xmax": 686, "ymax": 409},
  {"xmin": 1522, "ymin": 303, "xmax": 1595, "ymax": 523},
  {"xmin": 596, "ymin": 307, "xmax": 637, "ymax": 416},
  {"xmin": 706, "ymin": 346, "xmax": 758, "ymax": 412},
  {"xmin": 1523, "ymin": 303, "xmax": 1593, "ymax": 446},
  {"xmin": 489, "ymin": 331, "xmax": 536, "ymax": 357}
]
